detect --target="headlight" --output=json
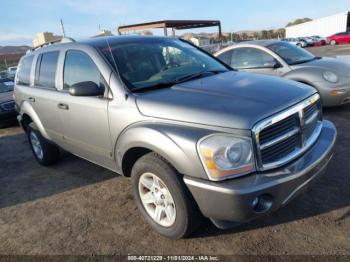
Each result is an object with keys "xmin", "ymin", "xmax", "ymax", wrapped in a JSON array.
[
  {"xmin": 197, "ymin": 134, "xmax": 255, "ymax": 181},
  {"xmin": 323, "ymin": 71, "xmax": 338, "ymax": 83}
]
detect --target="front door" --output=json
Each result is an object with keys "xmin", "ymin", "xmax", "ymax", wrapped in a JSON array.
[{"xmin": 58, "ymin": 50, "xmax": 114, "ymax": 169}]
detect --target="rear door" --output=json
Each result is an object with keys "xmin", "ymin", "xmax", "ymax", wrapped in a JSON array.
[
  {"xmin": 27, "ymin": 51, "xmax": 66, "ymax": 144},
  {"xmin": 58, "ymin": 50, "xmax": 114, "ymax": 169}
]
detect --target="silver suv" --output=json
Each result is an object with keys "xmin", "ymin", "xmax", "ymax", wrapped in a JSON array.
[{"xmin": 14, "ymin": 36, "xmax": 337, "ymax": 239}]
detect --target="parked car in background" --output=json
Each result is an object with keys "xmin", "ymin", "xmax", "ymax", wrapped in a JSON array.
[
  {"xmin": 282, "ymin": 38, "xmax": 307, "ymax": 47},
  {"xmin": 311, "ymin": 36, "xmax": 326, "ymax": 46},
  {"xmin": 14, "ymin": 36, "xmax": 336, "ymax": 239},
  {"xmin": 327, "ymin": 32, "xmax": 350, "ymax": 45},
  {"xmin": 0, "ymin": 71, "xmax": 8, "ymax": 79},
  {"xmin": 297, "ymin": 37, "xmax": 314, "ymax": 47},
  {"xmin": 0, "ymin": 78, "xmax": 17, "ymax": 126},
  {"xmin": 7, "ymin": 66, "xmax": 17, "ymax": 80},
  {"xmin": 215, "ymin": 40, "xmax": 350, "ymax": 106}
]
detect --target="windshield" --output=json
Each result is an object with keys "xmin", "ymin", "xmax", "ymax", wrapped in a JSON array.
[
  {"xmin": 99, "ymin": 37, "xmax": 228, "ymax": 91},
  {"xmin": 267, "ymin": 42, "xmax": 315, "ymax": 65},
  {"xmin": 0, "ymin": 79, "xmax": 14, "ymax": 93}
]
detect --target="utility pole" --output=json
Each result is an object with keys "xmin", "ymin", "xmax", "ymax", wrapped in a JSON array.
[{"xmin": 60, "ymin": 19, "xmax": 66, "ymax": 37}]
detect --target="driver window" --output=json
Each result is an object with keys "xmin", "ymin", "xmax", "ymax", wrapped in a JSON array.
[
  {"xmin": 231, "ymin": 47, "xmax": 276, "ymax": 69},
  {"xmin": 63, "ymin": 50, "xmax": 105, "ymax": 91}
]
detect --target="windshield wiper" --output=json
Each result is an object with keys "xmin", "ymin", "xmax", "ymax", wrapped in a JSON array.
[{"xmin": 175, "ymin": 70, "xmax": 227, "ymax": 84}]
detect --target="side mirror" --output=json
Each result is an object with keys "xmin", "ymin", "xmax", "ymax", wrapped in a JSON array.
[
  {"xmin": 264, "ymin": 59, "xmax": 282, "ymax": 69},
  {"xmin": 69, "ymin": 81, "xmax": 104, "ymax": 97}
]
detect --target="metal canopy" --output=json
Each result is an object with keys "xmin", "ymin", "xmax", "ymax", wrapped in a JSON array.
[{"xmin": 117, "ymin": 20, "xmax": 222, "ymax": 38}]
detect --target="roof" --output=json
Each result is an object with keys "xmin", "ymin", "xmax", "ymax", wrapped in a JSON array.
[
  {"xmin": 81, "ymin": 35, "xmax": 177, "ymax": 47},
  {"xmin": 118, "ymin": 20, "xmax": 221, "ymax": 33},
  {"xmin": 236, "ymin": 40, "xmax": 281, "ymax": 47},
  {"xmin": 26, "ymin": 35, "xmax": 173, "ymax": 54}
]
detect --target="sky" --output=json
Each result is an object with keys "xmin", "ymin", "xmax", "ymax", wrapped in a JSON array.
[{"xmin": 1, "ymin": 0, "xmax": 349, "ymax": 46}]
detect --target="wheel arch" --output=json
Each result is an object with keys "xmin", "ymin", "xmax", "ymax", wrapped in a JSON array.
[
  {"xmin": 19, "ymin": 101, "xmax": 50, "ymax": 139},
  {"xmin": 115, "ymin": 124, "xmax": 207, "ymax": 179}
]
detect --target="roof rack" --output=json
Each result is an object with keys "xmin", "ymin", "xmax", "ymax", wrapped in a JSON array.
[{"xmin": 27, "ymin": 37, "xmax": 76, "ymax": 53}]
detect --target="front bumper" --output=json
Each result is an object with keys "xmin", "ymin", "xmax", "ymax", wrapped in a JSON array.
[
  {"xmin": 184, "ymin": 120, "xmax": 336, "ymax": 228},
  {"xmin": 316, "ymin": 81, "xmax": 350, "ymax": 107}
]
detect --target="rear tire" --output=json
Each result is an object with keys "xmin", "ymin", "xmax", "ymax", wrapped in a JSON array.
[
  {"xmin": 27, "ymin": 123, "xmax": 60, "ymax": 166},
  {"xmin": 131, "ymin": 152, "xmax": 202, "ymax": 239}
]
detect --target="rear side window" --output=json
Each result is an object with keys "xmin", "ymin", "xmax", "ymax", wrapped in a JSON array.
[
  {"xmin": 35, "ymin": 51, "xmax": 59, "ymax": 89},
  {"xmin": 16, "ymin": 55, "xmax": 34, "ymax": 86},
  {"xmin": 63, "ymin": 50, "xmax": 102, "ymax": 90},
  {"xmin": 230, "ymin": 47, "xmax": 275, "ymax": 69}
]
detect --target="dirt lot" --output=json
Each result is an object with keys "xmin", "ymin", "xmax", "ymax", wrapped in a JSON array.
[{"xmin": 0, "ymin": 46, "xmax": 350, "ymax": 256}]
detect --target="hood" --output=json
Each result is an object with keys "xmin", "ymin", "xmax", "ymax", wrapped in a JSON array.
[
  {"xmin": 136, "ymin": 71, "xmax": 315, "ymax": 130},
  {"xmin": 0, "ymin": 91, "xmax": 13, "ymax": 104},
  {"xmin": 291, "ymin": 57, "xmax": 350, "ymax": 77}
]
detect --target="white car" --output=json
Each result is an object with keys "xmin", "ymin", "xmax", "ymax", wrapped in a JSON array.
[{"xmin": 282, "ymin": 38, "xmax": 307, "ymax": 47}]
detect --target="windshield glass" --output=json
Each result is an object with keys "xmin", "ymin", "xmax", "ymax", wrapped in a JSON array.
[
  {"xmin": 267, "ymin": 42, "xmax": 315, "ymax": 65},
  {"xmin": 0, "ymin": 79, "xmax": 14, "ymax": 93},
  {"xmin": 99, "ymin": 37, "xmax": 228, "ymax": 91}
]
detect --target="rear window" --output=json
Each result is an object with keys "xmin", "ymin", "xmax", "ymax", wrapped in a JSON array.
[
  {"xmin": 35, "ymin": 51, "xmax": 59, "ymax": 89},
  {"xmin": 16, "ymin": 55, "xmax": 34, "ymax": 86}
]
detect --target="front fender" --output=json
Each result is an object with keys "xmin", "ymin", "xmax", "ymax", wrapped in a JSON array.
[
  {"xmin": 283, "ymin": 68, "xmax": 322, "ymax": 88},
  {"xmin": 115, "ymin": 122, "xmax": 210, "ymax": 179},
  {"xmin": 19, "ymin": 100, "xmax": 50, "ymax": 140}
]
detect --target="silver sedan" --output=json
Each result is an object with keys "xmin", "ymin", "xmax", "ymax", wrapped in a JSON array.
[{"xmin": 215, "ymin": 40, "xmax": 350, "ymax": 107}]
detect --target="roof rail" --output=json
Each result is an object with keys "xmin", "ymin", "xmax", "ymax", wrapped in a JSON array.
[{"xmin": 27, "ymin": 37, "xmax": 76, "ymax": 53}]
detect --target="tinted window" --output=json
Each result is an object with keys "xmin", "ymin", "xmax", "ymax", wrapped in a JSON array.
[
  {"xmin": 63, "ymin": 50, "xmax": 102, "ymax": 90},
  {"xmin": 230, "ymin": 47, "xmax": 275, "ymax": 69},
  {"xmin": 35, "ymin": 51, "xmax": 59, "ymax": 89},
  {"xmin": 16, "ymin": 55, "xmax": 33, "ymax": 86}
]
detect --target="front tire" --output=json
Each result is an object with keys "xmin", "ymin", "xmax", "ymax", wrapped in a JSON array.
[
  {"xmin": 131, "ymin": 152, "xmax": 202, "ymax": 239},
  {"xmin": 27, "ymin": 123, "xmax": 60, "ymax": 166},
  {"xmin": 330, "ymin": 40, "xmax": 336, "ymax": 46}
]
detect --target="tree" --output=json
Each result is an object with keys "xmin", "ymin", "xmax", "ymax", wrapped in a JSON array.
[{"xmin": 286, "ymin": 18, "xmax": 312, "ymax": 27}]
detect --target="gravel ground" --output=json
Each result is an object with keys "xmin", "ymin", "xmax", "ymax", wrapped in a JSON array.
[{"xmin": 0, "ymin": 45, "xmax": 349, "ymax": 256}]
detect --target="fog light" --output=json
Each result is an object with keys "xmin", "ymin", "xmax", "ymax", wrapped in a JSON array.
[
  {"xmin": 252, "ymin": 194, "xmax": 273, "ymax": 213},
  {"xmin": 331, "ymin": 89, "xmax": 346, "ymax": 96}
]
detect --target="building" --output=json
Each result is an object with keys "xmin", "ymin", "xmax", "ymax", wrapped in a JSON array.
[
  {"xmin": 286, "ymin": 11, "xmax": 350, "ymax": 38},
  {"xmin": 92, "ymin": 30, "xmax": 114, "ymax": 38},
  {"xmin": 32, "ymin": 32, "xmax": 62, "ymax": 48}
]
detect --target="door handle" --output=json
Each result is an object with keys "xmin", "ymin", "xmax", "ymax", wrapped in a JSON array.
[
  {"xmin": 57, "ymin": 103, "xmax": 69, "ymax": 110},
  {"xmin": 28, "ymin": 97, "xmax": 35, "ymax": 102}
]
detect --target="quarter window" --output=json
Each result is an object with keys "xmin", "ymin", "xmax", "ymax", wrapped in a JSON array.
[
  {"xmin": 16, "ymin": 55, "xmax": 34, "ymax": 86},
  {"xmin": 63, "ymin": 50, "xmax": 102, "ymax": 90},
  {"xmin": 35, "ymin": 51, "xmax": 59, "ymax": 89},
  {"xmin": 230, "ymin": 47, "xmax": 275, "ymax": 69}
]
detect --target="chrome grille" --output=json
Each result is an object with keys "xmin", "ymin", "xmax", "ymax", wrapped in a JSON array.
[
  {"xmin": 0, "ymin": 101, "xmax": 15, "ymax": 111},
  {"xmin": 253, "ymin": 93, "xmax": 322, "ymax": 171}
]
